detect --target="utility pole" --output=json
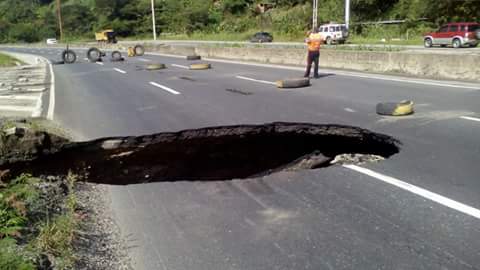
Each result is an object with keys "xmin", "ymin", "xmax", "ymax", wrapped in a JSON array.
[
  {"xmin": 55, "ymin": 0, "xmax": 64, "ymax": 40},
  {"xmin": 345, "ymin": 0, "xmax": 351, "ymax": 29},
  {"xmin": 312, "ymin": 0, "xmax": 318, "ymax": 31},
  {"xmin": 151, "ymin": 0, "xmax": 157, "ymax": 40}
]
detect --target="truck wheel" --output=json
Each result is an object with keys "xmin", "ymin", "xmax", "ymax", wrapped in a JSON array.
[
  {"xmin": 134, "ymin": 45, "xmax": 145, "ymax": 56},
  {"xmin": 424, "ymin": 38, "xmax": 432, "ymax": 48},
  {"xmin": 452, "ymin": 38, "xmax": 461, "ymax": 48},
  {"xmin": 87, "ymin": 47, "xmax": 102, "ymax": 62},
  {"xmin": 325, "ymin": 37, "xmax": 332, "ymax": 45},
  {"xmin": 62, "ymin": 49, "xmax": 76, "ymax": 64}
]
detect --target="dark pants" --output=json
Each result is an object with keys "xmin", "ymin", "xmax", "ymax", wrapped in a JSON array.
[{"xmin": 304, "ymin": 50, "xmax": 320, "ymax": 78}]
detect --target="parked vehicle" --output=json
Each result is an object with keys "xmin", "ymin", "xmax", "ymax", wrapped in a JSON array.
[
  {"xmin": 250, "ymin": 32, "xmax": 273, "ymax": 43},
  {"xmin": 95, "ymin": 29, "xmax": 117, "ymax": 44},
  {"xmin": 318, "ymin": 23, "xmax": 349, "ymax": 45},
  {"xmin": 46, "ymin": 38, "xmax": 57, "ymax": 45},
  {"xmin": 424, "ymin": 22, "xmax": 480, "ymax": 48}
]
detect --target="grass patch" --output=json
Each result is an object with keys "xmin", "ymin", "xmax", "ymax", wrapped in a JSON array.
[
  {"xmin": 0, "ymin": 53, "xmax": 20, "ymax": 67},
  {"xmin": 0, "ymin": 172, "xmax": 79, "ymax": 269}
]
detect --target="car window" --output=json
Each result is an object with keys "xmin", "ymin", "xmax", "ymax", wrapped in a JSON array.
[
  {"xmin": 449, "ymin": 25, "xmax": 458, "ymax": 32},
  {"xmin": 335, "ymin": 26, "xmax": 340, "ymax": 31},
  {"xmin": 329, "ymin": 26, "xmax": 335, "ymax": 32},
  {"xmin": 460, "ymin": 25, "xmax": 466, "ymax": 31},
  {"xmin": 438, "ymin": 25, "xmax": 449, "ymax": 32},
  {"xmin": 341, "ymin": 26, "xmax": 346, "ymax": 30},
  {"xmin": 318, "ymin": 27, "xmax": 323, "ymax": 32},
  {"xmin": 469, "ymin": 25, "xmax": 479, "ymax": 31}
]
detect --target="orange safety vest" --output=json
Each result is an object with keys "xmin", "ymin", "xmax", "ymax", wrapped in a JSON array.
[{"xmin": 306, "ymin": 33, "xmax": 322, "ymax": 51}]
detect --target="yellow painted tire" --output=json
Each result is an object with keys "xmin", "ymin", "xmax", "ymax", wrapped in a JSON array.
[
  {"xmin": 127, "ymin": 47, "xmax": 135, "ymax": 57},
  {"xmin": 276, "ymin": 78, "xmax": 310, "ymax": 88},
  {"xmin": 189, "ymin": 63, "xmax": 211, "ymax": 70},
  {"xmin": 376, "ymin": 100, "xmax": 414, "ymax": 116},
  {"xmin": 146, "ymin": 63, "xmax": 166, "ymax": 70}
]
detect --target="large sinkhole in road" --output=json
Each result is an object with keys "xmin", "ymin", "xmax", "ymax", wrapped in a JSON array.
[{"xmin": 2, "ymin": 122, "xmax": 400, "ymax": 185}]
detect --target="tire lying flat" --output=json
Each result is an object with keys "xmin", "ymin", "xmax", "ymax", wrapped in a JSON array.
[
  {"xmin": 189, "ymin": 63, "xmax": 211, "ymax": 70},
  {"xmin": 146, "ymin": 63, "xmax": 166, "ymax": 70},
  {"xmin": 376, "ymin": 100, "xmax": 414, "ymax": 116},
  {"xmin": 276, "ymin": 78, "xmax": 310, "ymax": 88},
  {"xmin": 186, "ymin": 55, "xmax": 201, "ymax": 60}
]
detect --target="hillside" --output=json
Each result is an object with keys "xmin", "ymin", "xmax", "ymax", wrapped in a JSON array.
[{"xmin": 0, "ymin": 0, "xmax": 479, "ymax": 43}]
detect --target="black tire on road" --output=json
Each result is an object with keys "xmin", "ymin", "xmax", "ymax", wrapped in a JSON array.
[
  {"xmin": 87, "ymin": 47, "xmax": 102, "ymax": 62},
  {"xmin": 186, "ymin": 55, "xmax": 201, "ymax": 60},
  {"xmin": 61, "ymin": 49, "xmax": 76, "ymax": 64},
  {"xmin": 276, "ymin": 78, "xmax": 310, "ymax": 89},
  {"xmin": 134, "ymin": 45, "xmax": 145, "ymax": 56},
  {"xmin": 111, "ymin": 51, "xmax": 123, "ymax": 61},
  {"xmin": 424, "ymin": 38, "xmax": 432, "ymax": 48},
  {"xmin": 376, "ymin": 100, "xmax": 414, "ymax": 116}
]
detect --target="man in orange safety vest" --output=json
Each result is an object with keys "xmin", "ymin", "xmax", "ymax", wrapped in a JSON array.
[{"xmin": 304, "ymin": 28, "xmax": 323, "ymax": 78}]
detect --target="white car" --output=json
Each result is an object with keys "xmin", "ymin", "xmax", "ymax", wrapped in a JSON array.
[
  {"xmin": 46, "ymin": 38, "xmax": 58, "ymax": 45},
  {"xmin": 318, "ymin": 23, "xmax": 349, "ymax": 45}
]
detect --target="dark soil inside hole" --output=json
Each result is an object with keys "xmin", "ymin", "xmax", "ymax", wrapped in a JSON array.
[{"xmin": 1, "ymin": 122, "xmax": 400, "ymax": 185}]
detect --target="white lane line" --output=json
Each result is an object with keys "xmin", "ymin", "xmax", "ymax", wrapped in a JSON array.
[
  {"xmin": 459, "ymin": 116, "xmax": 480, "ymax": 122},
  {"xmin": 149, "ymin": 82, "xmax": 181, "ymax": 95},
  {"xmin": 39, "ymin": 56, "xmax": 56, "ymax": 120},
  {"xmin": 344, "ymin": 165, "xmax": 480, "ymax": 220},
  {"xmin": 96, "ymin": 62, "xmax": 104, "ymax": 65},
  {"xmin": 138, "ymin": 58, "xmax": 151, "ymax": 62},
  {"xmin": 0, "ymin": 105, "xmax": 35, "ymax": 112},
  {"xmin": 171, "ymin": 64, "xmax": 189, "ymax": 69},
  {"xmin": 0, "ymin": 95, "xmax": 39, "ymax": 100},
  {"xmin": 235, "ymin": 75, "xmax": 276, "ymax": 85},
  {"xmin": 344, "ymin": 108, "xmax": 356, "ymax": 113},
  {"xmin": 114, "ymin": 68, "xmax": 127, "ymax": 74}
]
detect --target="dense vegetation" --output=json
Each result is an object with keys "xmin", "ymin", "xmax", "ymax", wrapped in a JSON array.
[{"xmin": 0, "ymin": 0, "xmax": 479, "ymax": 42}]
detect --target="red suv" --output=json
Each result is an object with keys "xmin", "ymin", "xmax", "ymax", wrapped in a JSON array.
[{"xmin": 424, "ymin": 22, "xmax": 480, "ymax": 48}]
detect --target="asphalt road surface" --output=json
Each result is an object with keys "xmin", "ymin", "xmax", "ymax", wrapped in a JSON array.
[{"xmin": 2, "ymin": 46, "xmax": 480, "ymax": 270}]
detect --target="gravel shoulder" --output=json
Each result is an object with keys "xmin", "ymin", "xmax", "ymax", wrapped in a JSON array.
[{"xmin": 74, "ymin": 183, "xmax": 133, "ymax": 270}]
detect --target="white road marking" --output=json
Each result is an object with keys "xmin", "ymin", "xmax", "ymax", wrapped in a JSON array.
[
  {"xmin": 0, "ymin": 105, "xmax": 35, "ymax": 112},
  {"xmin": 0, "ymin": 95, "xmax": 38, "ymax": 100},
  {"xmin": 114, "ymin": 68, "xmax": 127, "ymax": 74},
  {"xmin": 43, "ymin": 56, "xmax": 55, "ymax": 120},
  {"xmin": 459, "ymin": 116, "xmax": 480, "ymax": 122},
  {"xmin": 96, "ymin": 62, "xmax": 104, "ymax": 65},
  {"xmin": 149, "ymin": 82, "xmax": 181, "ymax": 95},
  {"xmin": 138, "ymin": 58, "xmax": 151, "ymax": 62},
  {"xmin": 344, "ymin": 165, "xmax": 480, "ymax": 220},
  {"xmin": 236, "ymin": 75, "xmax": 276, "ymax": 85},
  {"xmin": 344, "ymin": 108, "xmax": 356, "ymax": 113},
  {"xmin": 172, "ymin": 64, "xmax": 189, "ymax": 69}
]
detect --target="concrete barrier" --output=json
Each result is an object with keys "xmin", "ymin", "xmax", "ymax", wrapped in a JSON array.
[{"xmin": 132, "ymin": 44, "xmax": 479, "ymax": 82}]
